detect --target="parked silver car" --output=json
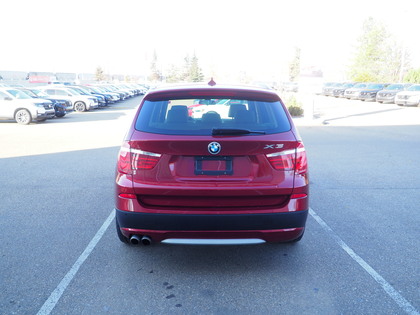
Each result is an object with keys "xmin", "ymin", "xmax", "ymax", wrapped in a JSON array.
[
  {"xmin": 38, "ymin": 87, "xmax": 99, "ymax": 112},
  {"xmin": 343, "ymin": 83, "xmax": 368, "ymax": 100},
  {"xmin": 358, "ymin": 83, "xmax": 388, "ymax": 101},
  {"xmin": 376, "ymin": 83, "xmax": 412, "ymax": 104},
  {"xmin": 0, "ymin": 88, "xmax": 55, "ymax": 124}
]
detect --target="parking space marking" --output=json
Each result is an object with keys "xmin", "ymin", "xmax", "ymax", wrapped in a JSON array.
[
  {"xmin": 35, "ymin": 207, "xmax": 418, "ymax": 315},
  {"xmin": 36, "ymin": 210, "xmax": 115, "ymax": 315},
  {"xmin": 309, "ymin": 208, "xmax": 419, "ymax": 315}
]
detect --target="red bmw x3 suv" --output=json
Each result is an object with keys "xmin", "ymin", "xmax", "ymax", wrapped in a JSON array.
[{"xmin": 115, "ymin": 81, "xmax": 309, "ymax": 245}]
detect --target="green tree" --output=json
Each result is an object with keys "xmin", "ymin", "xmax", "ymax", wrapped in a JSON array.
[
  {"xmin": 189, "ymin": 53, "xmax": 204, "ymax": 82},
  {"xmin": 178, "ymin": 53, "xmax": 204, "ymax": 82},
  {"xmin": 166, "ymin": 64, "xmax": 181, "ymax": 83},
  {"xmin": 95, "ymin": 66, "xmax": 106, "ymax": 82},
  {"xmin": 148, "ymin": 50, "xmax": 162, "ymax": 82},
  {"xmin": 180, "ymin": 55, "xmax": 191, "ymax": 81},
  {"xmin": 404, "ymin": 68, "xmax": 420, "ymax": 83},
  {"xmin": 289, "ymin": 47, "xmax": 301, "ymax": 82},
  {"xmin": 348, "ymin": 17, "xmax": 409, "ymax": 82}
]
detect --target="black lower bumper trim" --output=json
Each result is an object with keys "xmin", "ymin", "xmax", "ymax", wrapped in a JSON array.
[{"xmin": 115, "ymin": 209, "xmax": 308, "ymax": 231}]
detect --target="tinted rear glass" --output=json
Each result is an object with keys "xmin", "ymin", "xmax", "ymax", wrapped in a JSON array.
[{"xmin": 135, "ymin": 98, "xmax": 291, "ymax": 135}]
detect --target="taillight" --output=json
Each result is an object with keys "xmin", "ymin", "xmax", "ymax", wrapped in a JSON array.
[
  {"xmin": 266, "ymin": 150, "xmax": 295, "ymax": 171},
  {"xmin": 266, "ymin": 142, "xmax": 307, "ymax": 174},
  {"xmin": 117, "ymin": 142, "xmax": 132, "ymax": 174},
  {"xmin": 132, "ymin": 149, "xmax": 161, "ymax": 170},
  {"xmin": 119, "ymin": 193, "xmax": 136, "ymax": 199},
  {"xmin": 291, "ymin": 193, "xmax": 307, "ymax": 199},
  {"xmin": 117, "ymin": 142, "xmax": 161, "ymax": 174},
  {"xmin": 293, "ymin": 143, "xmax": 307, "ymax": 174}
]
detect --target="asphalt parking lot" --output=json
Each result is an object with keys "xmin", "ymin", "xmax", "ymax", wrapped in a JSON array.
[{"xmin": 0, "ymin": 95, "xmax": 419, "ymax": 315}]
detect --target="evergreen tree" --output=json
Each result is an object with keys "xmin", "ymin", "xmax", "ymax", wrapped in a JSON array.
[
  {"xmin": 148, "ymin": 50, "xmax": 162, "ymax": 82},
  {"xmin": 189, "ymin": 54, "xmax": 204, "ymax": 82},
  {"xmin": 178, "ymin": 53, "xmax": 204, "ymax": 82},
  {"xmin": 166, "ymin": 65, "xmax": 181, "ymax": 83},
  {"xmin": 95, "ymin": 66, "xmax": 106, "ymax": 82},
  {"xmin": 180, "ymin": 55, "xmax": 191, "ymax": 81},
  {"xmin": 289, "ymin": 47, "xmax": 301, "ymax": 82}
]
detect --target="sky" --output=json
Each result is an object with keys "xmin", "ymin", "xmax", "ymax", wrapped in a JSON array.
[{"xmin": 1, "ymin": 0, "xmax": 419, "ymax": 82}]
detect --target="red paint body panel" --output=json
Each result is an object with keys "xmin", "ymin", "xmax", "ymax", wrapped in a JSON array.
[{"xmin": 116, "ymin": 194, "xmax": 308, "ymax": 215}]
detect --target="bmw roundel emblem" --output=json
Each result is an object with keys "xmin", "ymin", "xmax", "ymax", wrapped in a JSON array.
[{"xmin": 208, "ymin": 142, "xmax": 221, "ymax": 155}]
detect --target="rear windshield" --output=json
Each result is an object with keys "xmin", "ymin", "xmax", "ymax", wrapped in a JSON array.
[{"xmin": 135, "ymin": 98, "xmax": 291, "ymax": 135}]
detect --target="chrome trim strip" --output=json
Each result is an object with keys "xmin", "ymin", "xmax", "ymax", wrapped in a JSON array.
[
  {"xmin": 266, "ymin": 149, "xmax": 295, "ymax": 157},
  {"xmin": 266, "ymin": 147, "xmax": 305, "ymax": 158},
  {"xmin": 162, "ymin": 238, "xmax": 266, "ymax": 245},
  {"xmin": 131, "ymin": 149, "xmax": 161, "ymax": 157},
  {"xmin": 119, "ymin": 147, "xmax": 161, "ymax": 157}
]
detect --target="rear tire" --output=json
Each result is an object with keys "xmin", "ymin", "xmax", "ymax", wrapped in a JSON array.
[
  {"xmin": 116, "ymin": 218, "xmax": 129, "ymax": 244},
  {"xmin": 15, "ymin": 109, "xmax": 32, "ymax": 125}
]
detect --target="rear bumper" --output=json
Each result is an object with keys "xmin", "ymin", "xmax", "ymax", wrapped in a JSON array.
[{"xmin": 116, "ymin": 208, "xmax": 308, "ymax": 242}]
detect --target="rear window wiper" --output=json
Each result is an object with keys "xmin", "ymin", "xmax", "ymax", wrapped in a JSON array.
[{"xmin": 212, "ymin": 128, "xmax": 266, "ymax": 135}]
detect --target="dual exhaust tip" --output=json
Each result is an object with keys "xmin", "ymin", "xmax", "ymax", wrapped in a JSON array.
[{"xmin": 129, "ymin": 235, "xmax": 152, "ymax": 246}]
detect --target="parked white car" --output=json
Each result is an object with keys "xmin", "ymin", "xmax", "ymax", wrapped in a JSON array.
[
  {"xmin": 343, "ymin": 83, "xmax": 368, "ymax": 100},
  {"xmin": 394, "ymin": 84, "xmax": 420, "ymax": 106},
  {"xmin": 38, "ymin": 87, "xmax": 99, "ymax": 111},
  {"xmin": 0, "ymin": 88, "xmax": 55, "ymax": 124}
]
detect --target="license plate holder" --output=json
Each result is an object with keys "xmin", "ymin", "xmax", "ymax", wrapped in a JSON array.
[{"xmin": 195, "ymin": 156, "xmax": 233, "ymax": 175}]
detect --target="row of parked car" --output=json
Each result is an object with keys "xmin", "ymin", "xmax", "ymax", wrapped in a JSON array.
[
  {"xmin": 0, "ymin": 83, "xmax": 148, "ymax": 124},
  {"xmin": 321, "ymin": 82, "xmax": 420, "ymax": 106}
]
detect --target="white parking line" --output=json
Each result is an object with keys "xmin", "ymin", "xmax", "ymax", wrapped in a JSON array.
[
  {"xmin": 36, "ymin": 210, "xmax": 115, "ymax": 315},
  {"xmin": 36, "ymin": 208, "xmax": 418, "ymax": 315},
  {"xmin": 309, "ymin": 208, "xmax": 419, "ymax": 315}
]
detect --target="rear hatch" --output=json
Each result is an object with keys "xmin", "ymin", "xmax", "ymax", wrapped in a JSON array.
[
  {"xmin": 119, "ymin": 89, "xmax": 306, "ymax": 211},
  {"xmin": 127, "ymin": 132, "xmax": 301, "ymax": 210}
]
